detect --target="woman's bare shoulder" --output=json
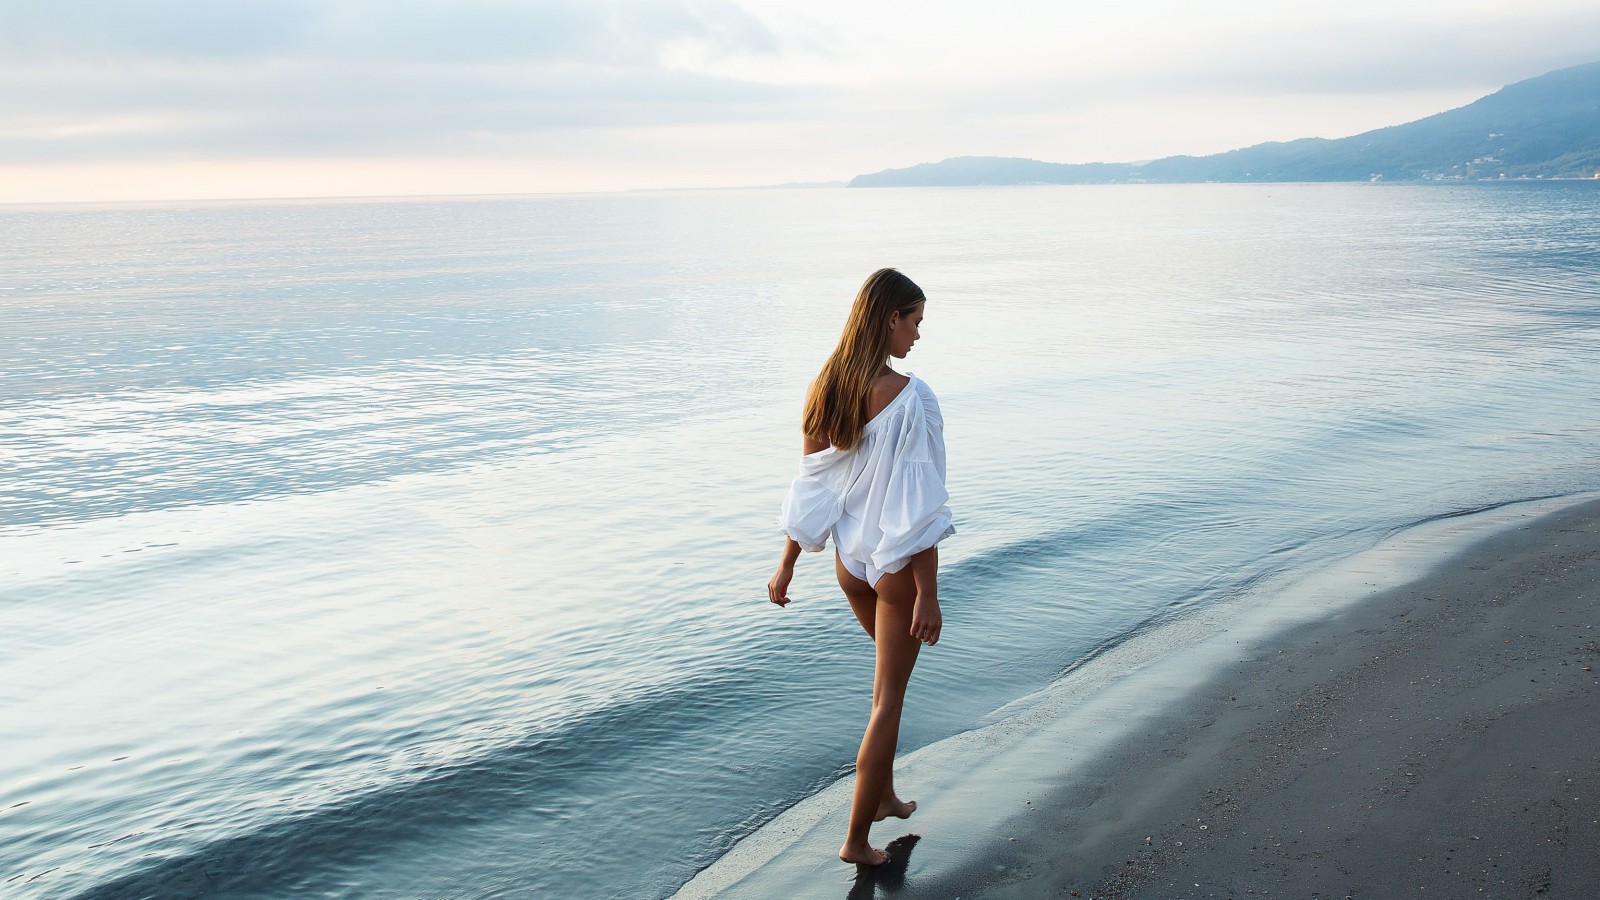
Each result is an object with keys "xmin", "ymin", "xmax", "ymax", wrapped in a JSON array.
[{"xmin": 867, "ymin": 372, "xmax": 912, "ymax": 419}]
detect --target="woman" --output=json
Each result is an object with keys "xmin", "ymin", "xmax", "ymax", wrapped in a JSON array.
[{"xmin": 767, "ymin": 268, "xmax": 955, "ymax": 867}]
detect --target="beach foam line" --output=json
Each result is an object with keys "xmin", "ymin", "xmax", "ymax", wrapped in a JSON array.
[{"xmin": 672, "ymin": 491, "xmax": 1599, "ymax": 899}]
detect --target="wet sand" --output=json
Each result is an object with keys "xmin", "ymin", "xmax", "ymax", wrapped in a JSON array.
[
  {"xmin": 978, "ymin": 496, "xmax": 1600, "ymax": 900},
  {"xmin": 676, "ymin": 495, "xmax": 1600, "ymax": 900}
]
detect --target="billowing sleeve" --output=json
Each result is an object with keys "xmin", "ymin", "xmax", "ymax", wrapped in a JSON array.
[
  {"xmin": 870, "ymin": 386, "xmax": 955, "ymax": 573},
  {"xmin": 778, "ymin": 448, "xmax": 849, "ymax": 552}
]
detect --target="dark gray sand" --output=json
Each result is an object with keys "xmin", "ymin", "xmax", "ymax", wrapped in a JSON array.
[
  {"xmin": 676, "ymin": 497, "xmax": 1599, "ymax": 900},
  {"xmin": 978, "ymin": 497, "xmax": 1600, "ymax": 900}
]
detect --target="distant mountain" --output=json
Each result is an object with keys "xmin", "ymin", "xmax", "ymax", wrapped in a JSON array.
[{"xmin": 850, "ymin": 61, "xmax": 1600, "ymax": 186}]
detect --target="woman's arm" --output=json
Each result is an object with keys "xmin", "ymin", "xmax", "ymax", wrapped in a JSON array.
[
  {"xmin": 768, "ymin": 537, "xmax": 802, "ymax": 607},
  {"xmin": 770, "ymin": 434, "xmax": 831, "ymax": 607},
  {"xmin": 907, "ymin": 545, "xmax": 941, "ymax": 645}
]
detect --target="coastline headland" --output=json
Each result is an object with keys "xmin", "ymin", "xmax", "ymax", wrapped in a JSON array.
[
  {"xmin": 675, "ymin": 493, "xmax": 1600, "ymax": 899},
  {"xmin": 850, "ymin": 60, "xmax": 1600, "ymax": 185}
]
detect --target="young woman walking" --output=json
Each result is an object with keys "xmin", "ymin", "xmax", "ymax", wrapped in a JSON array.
[{"xmin": 767, "ymin": 268, "xmax": 955, "ymax": 866}]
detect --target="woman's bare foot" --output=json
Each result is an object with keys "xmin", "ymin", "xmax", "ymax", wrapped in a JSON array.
[
  {"xmin": 838, "ymin": 842, "xmax": 890, "ymax": 866},
  {"xmin": 874, "ymin": 797, "xmax": 917, "ymax": 822}
]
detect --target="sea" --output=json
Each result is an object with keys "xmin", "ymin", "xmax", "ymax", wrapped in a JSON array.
[{"xmin": 2, "ymin": 182, "xmax": 1598, "ymax": 899}]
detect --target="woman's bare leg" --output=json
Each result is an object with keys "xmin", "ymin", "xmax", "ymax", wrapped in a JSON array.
[
  {"xmin": 836, "ymin": 557, "xmax": 918, "ymax": 824},
  {"xmin": 838, "ymin": 556, "xmax": 877, "ymax": 639},
  {"xmin": 838, "ymin": 566, "xmax": 921, "ymax": 865}
]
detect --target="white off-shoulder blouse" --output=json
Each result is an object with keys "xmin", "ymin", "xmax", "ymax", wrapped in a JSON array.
[{"xmin": 778, "ymin": 374, "xmax": 955, "ymax": 586}]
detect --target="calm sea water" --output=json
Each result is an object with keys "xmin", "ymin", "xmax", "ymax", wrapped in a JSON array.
[{"xmin": 3, "ymin": 183, "xmax": 1598, "ymax": 898}]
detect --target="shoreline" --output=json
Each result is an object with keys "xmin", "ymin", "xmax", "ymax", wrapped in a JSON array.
[{"xmin": 674, "ymin": 493, "xmax": 1600, "ymax": 898}]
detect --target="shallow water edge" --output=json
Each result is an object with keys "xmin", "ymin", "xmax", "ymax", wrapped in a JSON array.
[{"xmin": 674, "ymin": 490, "xmax": 1600, "ymax": 898}]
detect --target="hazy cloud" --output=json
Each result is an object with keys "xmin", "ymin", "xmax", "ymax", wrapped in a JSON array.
[
  {"xmin": 2, "ymin": 0, "xmax": 1595, "ymax": 195},
  {"xmin": 1162, "ymin": 9, "xmax": 1600, "ymax": 95},
  {"xmin": 0, "ymin": 0, "xmax": 779, "ymax": 62},
  {"xmin": 0, "ymin": 62, "xmax": 807, "ymax": 162},
  {"xmin": 0, "ymin": 0, "xmax": 322, "ymax": 60},
  {"xmin": 0, "ymin": 0, "xmax": 803, "ymax": 163},
  {"xmin": 902, "ymin": 7, "xmax": 1600, "ymax": 143}
]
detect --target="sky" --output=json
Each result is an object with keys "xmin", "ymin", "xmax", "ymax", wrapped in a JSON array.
[{"xmin": 2, "ymin": 0, "xmax": 1597, "ymax": 203}]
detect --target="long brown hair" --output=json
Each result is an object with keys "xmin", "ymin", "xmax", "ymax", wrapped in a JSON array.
[{"xmin": 803, "ymin": 268, "xmax": 925, "ymax": 451}]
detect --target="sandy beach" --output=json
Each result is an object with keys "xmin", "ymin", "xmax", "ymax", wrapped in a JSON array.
[
  {"xmin": 677, "ymin": 495, "xmax": 1600, "ymax": 900},
  {"xmin": 980, "ymin": 496, "xmax": 1600, "ymax": 900}
]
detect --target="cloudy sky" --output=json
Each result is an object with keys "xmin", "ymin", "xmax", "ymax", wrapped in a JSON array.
[{"xmin": 3, "ymin": 0, "xmax": 1597, "ymax": 202}]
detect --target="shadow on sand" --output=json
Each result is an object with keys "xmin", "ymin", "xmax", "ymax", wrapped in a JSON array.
[{"xmin": 845, "ymin": 834, "xmax": 921, "ymax": 899}]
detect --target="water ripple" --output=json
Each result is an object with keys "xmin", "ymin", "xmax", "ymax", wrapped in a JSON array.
[{"xmin": 3, "ymin": 183, "xmax": 1599, "ymax": 898}]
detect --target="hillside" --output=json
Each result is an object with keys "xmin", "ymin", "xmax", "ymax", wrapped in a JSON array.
[{"xmin": 850, "ymin": 60, "xmax": 1600, "ymax": 186}]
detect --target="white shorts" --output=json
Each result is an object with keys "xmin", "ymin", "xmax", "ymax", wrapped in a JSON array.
[{"xmin": 836, "ymin": 551, "xmax": 884, "ymax": 588}]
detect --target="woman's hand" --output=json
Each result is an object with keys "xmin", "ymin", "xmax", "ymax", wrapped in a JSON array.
[
  {"xmin": 768, "ymin": 565, "xmax": 794, "ymax": 607},
  {"xmin": 770, "ymin": 538, "xmax": 803, "ymax": 607},
  {"xmin": 906, "ymin": 545, "xmax": 940, "ymax": 645},
  {"xmin": 910, "ymin": 594, "xmax": 941, "ymax": 646}
]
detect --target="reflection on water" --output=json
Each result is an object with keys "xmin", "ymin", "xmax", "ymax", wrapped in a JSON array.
[{"xmin": 1, "ymin": 183, "xmax": 1598, "ymax": 898}]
